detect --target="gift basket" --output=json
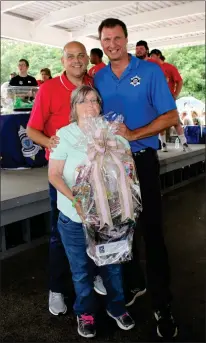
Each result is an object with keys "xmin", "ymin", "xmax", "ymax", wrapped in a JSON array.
[
  {"xmin": 1, "ymin": 85, "xmax": 39, "ymax": 113},
  {"xmin": 72, "ymin": 115, "xmax": 142, "ymax": 266}
]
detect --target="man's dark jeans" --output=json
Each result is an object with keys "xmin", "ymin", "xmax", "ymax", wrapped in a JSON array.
[{"xmin": 122, "ymin": 148, "xmax": 172, "ymax": 309}]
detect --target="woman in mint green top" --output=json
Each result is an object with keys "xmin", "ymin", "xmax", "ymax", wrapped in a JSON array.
[{"xmin": 49, "ymin": 85, "xmax": 134, "ymax": 338}]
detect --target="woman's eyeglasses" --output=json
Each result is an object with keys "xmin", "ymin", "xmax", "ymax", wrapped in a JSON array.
[{"xmin": 78, "ymin": 99, "xmax": 99, "ymax": 105}]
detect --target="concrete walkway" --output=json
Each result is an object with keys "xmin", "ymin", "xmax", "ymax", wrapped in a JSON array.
[{"xmin": 1, "ymin": 179, "xmax": 205, "ymax": 342}]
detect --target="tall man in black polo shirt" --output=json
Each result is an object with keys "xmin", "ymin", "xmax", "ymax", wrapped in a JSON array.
[{"xmin": 9, "ymin": 59, "xmax": 37, "ymax": 86}]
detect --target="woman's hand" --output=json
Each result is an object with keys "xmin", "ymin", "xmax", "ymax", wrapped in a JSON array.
[
  {"xmin": 75, "ymin": 201, "xmax": 85, "ymax": 222},
  {"xmin": 48, "ymin": 135, "xmax": 60, "ymax": 152}
]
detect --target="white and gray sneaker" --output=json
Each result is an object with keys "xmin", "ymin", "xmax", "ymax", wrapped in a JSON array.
[
  {"xmin": 49, "ymin": 291, "xmax": 67, "ymax": 316},
  {"xmin": 93, "ymin": 275, "xmax": 107, "ymax": 296},
  {"xmin": 107, "ymin": 310, "xmax": 135, "ymax": 330},
  {"xmin": 162, "ymin": 143, "xmax": 168, "ymax": 152},
  {"xmin": 182, "ymin": 143, "xmax": 191, "ymax": 152}
]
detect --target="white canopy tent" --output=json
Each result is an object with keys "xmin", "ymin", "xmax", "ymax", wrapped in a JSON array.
[{"xmin": 1, "ymin": 1, "xmax": 205, "ymax": 52}]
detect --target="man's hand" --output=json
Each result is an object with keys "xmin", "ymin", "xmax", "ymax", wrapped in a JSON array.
[
  {"xmin": 48, "ymin": 135, "xmax": 60, "ymax": 152},
  {"xmin": 116, "ymin": 123, "xmax": 135, "ymax": 141},
  {"xmin": 116, "ymin": 109, "xmax": 179, "ymax": 142}
]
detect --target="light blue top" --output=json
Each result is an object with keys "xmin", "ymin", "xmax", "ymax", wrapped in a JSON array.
[
  {"xmin": 94, "ymin": 55, "xmax": 177, "ymax": 152},
  {"xmin": 50, "ymin": 122, "xmax": 130, "ymax": 222}
]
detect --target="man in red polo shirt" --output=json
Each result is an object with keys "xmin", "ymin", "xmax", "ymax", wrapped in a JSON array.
[
  {"xmin": 136, "ymin": 41, "xmax": 190, "ymax": 152},
  {"xmin": 135, "ymin": 41, "xmax": 168, "ymax": 151},
  {"xmin": 150, "ymin": 49, "xmax": 183, "ymax": 100},
  {"xmin": 26, "ymin": 41, "xmax": 95, "ymax": 316},
  {"xmin": 88, "ymin": 48, "xmax": 106, "ymax": 77},
  {"xmin": 150, "ymin": 49, "xmax": 190, "ymax": 152}
]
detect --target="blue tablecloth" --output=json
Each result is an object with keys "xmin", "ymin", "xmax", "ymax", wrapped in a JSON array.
[
  {"xmin": 0, "ymin": 112, "xmax": 47, "ymax": 169},
  {"xmin": 184, "ymin": 125, "xmax": 206, "ymax": 144},
  {"xmin": 1, "ymin": 115, "xmax": 204, "ymax": 168}
]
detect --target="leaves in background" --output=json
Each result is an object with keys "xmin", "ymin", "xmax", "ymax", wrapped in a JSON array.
[{"xmin": 1, "ymin": 39, "xmax": 205, "ymax": 101}]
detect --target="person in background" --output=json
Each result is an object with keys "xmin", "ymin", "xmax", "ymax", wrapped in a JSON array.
[
  {"xmin": 135, "ymin": 40, "xmax": 150, "ymax": 61},
  {"xmin": 95, "ymin": 17, "xmax": 179, "ymax": 339},
  {"xmin": 199, "ymin": 110, "xmax": 205, "ymax": 125},
  {"xmin": 135, "ymin": 40, "xmax": 162, "ymax": 67},
  {"xmin": 10, "ymin": 72, "xmax": 17, "ymax": 79},
  {"xmin": 150, "ymin": 49, "xmax": 183, "ymax": 101},
  {"xmin": 135, "ymin": 41, "xmax": 167, "ymax": 151},
  {"xmin": 49, "ymin": 85, "xmax": 135, "ymax": 338},
  {"xmin": 150, "ymin": 49, "xmax": 190, "ymax": 152},
  {"xmin": 180, "ymin": 111, "xmax": 193, "ymax": 126},
  {"xmin": 191, "ymin": 110, "xmax": 201, "ymax": 125},
  {"xmin": 26, "ymin": 41, "xmax": 105, "ymax": 317},
  {"xmin": 1, "ymin": 73, "xmax": 17, "ymax": 100},
  {"xmin": 1, "ymin": 72, "xmax": 16, "ymax": 92},
  {"xmin": 9, "ymin": 59, "xmax": 38, "ymax": 86},
  {"xmin": 37, "ymin": 68, "xmax": 52, "ymax": 86},
  {"xmin": 88, "ymin": 48, "xmax": 106, "ymax": 77}
]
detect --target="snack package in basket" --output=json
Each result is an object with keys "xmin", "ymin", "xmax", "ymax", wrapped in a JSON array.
[{"xmin": 72, "ymin": 114, "xmax": 142, "ymax": 266}]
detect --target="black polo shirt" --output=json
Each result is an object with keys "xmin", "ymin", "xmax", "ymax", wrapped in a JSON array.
[{"xmin": 9, "ymin": 75, "xmax": 38, "ymax": 86}]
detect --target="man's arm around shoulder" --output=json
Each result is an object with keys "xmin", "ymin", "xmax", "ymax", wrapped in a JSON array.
[
  {"xmin": 26, "ymin": 126, "xmax": 50, "ymax": 148},
  {"xmin": 26, "ymin": 84, "xmax": 51, "ymax": 148}
]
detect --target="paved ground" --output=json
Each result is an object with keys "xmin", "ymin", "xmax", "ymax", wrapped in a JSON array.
[{"xmin": 1, "ymin": 179, "xmax": 205, "ymax": 342}]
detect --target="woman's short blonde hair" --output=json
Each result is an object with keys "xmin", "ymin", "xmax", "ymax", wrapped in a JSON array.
[{"xmin": 70, "ymin": 85, "xmax": 102, "ymax": 122}]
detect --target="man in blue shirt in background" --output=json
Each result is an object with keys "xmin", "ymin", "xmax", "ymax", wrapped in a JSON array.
[{"xmin": 94, "ymin": 18, "xmax": 179, "ymax": 339}]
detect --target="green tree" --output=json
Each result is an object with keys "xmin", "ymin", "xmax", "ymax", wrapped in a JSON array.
[
  {"xmin": 1, "ymin": 39, "xmax": 63, "ymax": 82},
  {"xmin": 1, "ymin": 39, "xmax": 205, "ymax": 102},
  {"xmin": 162, "ymin": 45, "xmax": 205, "ymax": 101}
]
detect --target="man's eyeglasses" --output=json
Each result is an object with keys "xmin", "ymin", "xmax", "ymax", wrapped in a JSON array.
[{"xmin": 64, "ymin": 53, "xmax": 86, "ymax": 60}]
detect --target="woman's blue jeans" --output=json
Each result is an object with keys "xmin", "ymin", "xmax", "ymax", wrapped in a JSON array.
[{"xmin": 58, "ymin": 211, "xmax": 126, "ymax": 317}]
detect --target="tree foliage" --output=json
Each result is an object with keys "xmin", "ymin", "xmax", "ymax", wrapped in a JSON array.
[
  {"xmin": 1, "ymin": 39, "xmax": 205, "ymax": 101},
  {"xmin": 1, "ymin": 39, "xmax": 63, "ymax": 82},
  {"xmin": 163, "ymin": 45, "xmax": 205, "ymax": 101}
]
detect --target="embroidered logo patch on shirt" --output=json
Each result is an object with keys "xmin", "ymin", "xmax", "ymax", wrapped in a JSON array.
[{"xmin": 130, "ymin": 75, "xmax": 141, "ymax": 87}]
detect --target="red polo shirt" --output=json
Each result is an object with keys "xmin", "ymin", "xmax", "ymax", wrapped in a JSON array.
[
  {"xmin": 147, "ymin": 58, "xmax": 182, "ymax": 95},
  {"xmin": 160, "ymin": 62, "xmax": 182, "ymax": 95},
  {"xmin": 28, "ymin": 71, "xmax": 93, "ymax": 160},
  {"xmin": 147, "ymin": 58, "xmax": 162, "ymax": 67},
  {"xmin": 37, "ymin": 79, "xmax": 52, "ymax": 86},
  {"xmin": 37, "ymin": 80, "xmax": 44, "ymax": 86},
  {"xmin": 88, "ymin": 62, "xmax": 106, "ymax": 77}
]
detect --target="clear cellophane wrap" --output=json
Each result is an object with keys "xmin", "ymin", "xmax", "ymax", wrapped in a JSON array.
[{"xmin": 72, "ymin": 115, "xmax": 142, "ymax": 266}]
